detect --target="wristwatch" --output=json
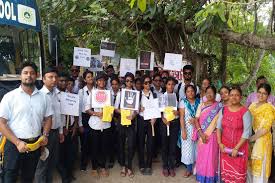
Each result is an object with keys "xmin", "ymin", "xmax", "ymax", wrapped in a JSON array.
[{"xmin": 42, "ymin": 132, "xmax": 49, "ymax": 137}]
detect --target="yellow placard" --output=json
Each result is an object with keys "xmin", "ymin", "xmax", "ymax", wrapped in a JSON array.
[
  {"xmin": 0, "ymin": 136, "xmax": 6, "ymax": 153},
  {"xmin": 102, "ymin": 106, "xmax": 115, "ymax": 122},
  {"xmin": 121, "ymin": 109, "xmax": 131, "ymax": 126},
  {"xmin": 164, "ymin": 106, "xmax": 175, "ymax": 122}
]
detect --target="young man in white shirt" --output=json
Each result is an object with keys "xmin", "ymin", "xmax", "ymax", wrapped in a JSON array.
[
  {"xmin": 0, "ymin": 62, "xmax": 53, "ymax": 183},
  {"xmin": 35, "ymin": 67, "xmax": 65, "ymax": 183}
]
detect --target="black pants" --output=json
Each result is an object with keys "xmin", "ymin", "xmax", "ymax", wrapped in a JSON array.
[
  {"xmin": 2, "ymin": 139, "xmax": 40, "ymax": 183},
  {"xmin": 109, "ymin": 120, "xmax": 119, "ymax": 163},
  {"xmin": 138, "ymin": 116, "xmax": 155, "ymax": 169},
  {"xmin": 90, "ymin": 128, "xmax": 111, "ymax": 170},
  {"xmin": 80, "ymin": 112, "xmax": 92, "ymax": 169},
  {"xmin": 160, "ymin": 119, "xmax": 180, "ymax": 170},
  {"xmin": 118, "ymin": 124, "xmax": 135, "ymax": 170},
  {"xmin": 58, "ymin": 127, "xmax": 78, "ymax": 181},
  {"xmin": 153, "ymin": 118, "xmax": 162, "ymax": 157}
]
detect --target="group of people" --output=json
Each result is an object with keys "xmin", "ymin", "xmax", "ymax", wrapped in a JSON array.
[{"xmin": 0, "ymin": 62, "xmax": 274, "ymax": 183}]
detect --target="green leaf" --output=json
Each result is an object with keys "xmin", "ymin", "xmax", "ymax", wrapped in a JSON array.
[
  {"xmin": 138, "ymin": 0, "xmax": 146, "ymax": 13},
  {"xmin": 227, "ymin": 19, "xmax": 233, "ymax": 29},
  {"xmin": 70, "ymin": 4, "xmax": 77, "ymax": 13},
  {"xmin": 130, "ymin": 0, "xmax": 136, "ymax": 9}
]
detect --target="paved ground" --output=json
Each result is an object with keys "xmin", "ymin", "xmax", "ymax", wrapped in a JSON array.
[{"xmin": 53, "ymin": 156, "xmax": 196, "ymax": 183}]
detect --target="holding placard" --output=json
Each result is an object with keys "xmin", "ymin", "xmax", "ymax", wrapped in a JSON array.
[
  {"xmin": 100, "ymin": 41, "xmax": 116, "ymax": 57},
  {"xmin": 120, "ymin": 89, "xmax": 140, "ymax": 111},
  {"xmin": 138, "ymin": 51, "xmax": 154, "ymax": 70},
  {"xmin": 60, "ymin": 92, "xmax": 79, "ymax": 116},
  {"xmin": 143, "ymin": 98, "xmax": 161, "ymax": 120},
  {"xmin": 91, "ymin": 90, "xmax": 111, "ymax": 108},
  {"xmin": 73, "ymin": 47, "xmax": 91, "ymax": 67},
  {"xmin": 164, "ymin": 53, "xmax": 183, "ymax": 71},
  {"xmin": 119, "ymin": 58, "xmax": 136, "ymax": 77}
]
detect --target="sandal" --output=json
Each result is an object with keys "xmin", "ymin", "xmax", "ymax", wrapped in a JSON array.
[
  {"xmin": 91, "ymin": 169, "xmax": 99, "ymax": 177},
  {"xmin": 100, "ymin": 168, "xmax": 109, "ymax": 177},
  {"xmin": 127, "ymin": 169, "xmax": 135, "ymax": 178},
  {"xmin": 183, "ymin": 171, "xmax": 192, "ymax": 178},
  {"xmin": 120, "ymin": 167, "xmax": 127, "ymax": 177}
]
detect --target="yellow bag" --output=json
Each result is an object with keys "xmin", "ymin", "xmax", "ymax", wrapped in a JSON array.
[
  {"xmin": 121, "ymin": 109, "xmax": 131, "ymax": 126},
  {"xmin": 26, "ymin": 136, "xmax": 45, "ymax": 152},
  {"xmin": 102, "ymin": 106, "xmax": 115, "ymax": 122},
  {"xmin": 164, "ymin": 106, "xmax": 175, "ymax": 122}
]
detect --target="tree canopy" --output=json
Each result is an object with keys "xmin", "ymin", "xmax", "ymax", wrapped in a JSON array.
[{"xmin": 38, "ymin": 0, "xmax": 275, "ymax": 95}]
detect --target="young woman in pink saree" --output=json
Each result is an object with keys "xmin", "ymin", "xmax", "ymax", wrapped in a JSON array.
[{"xmin": 193, "ymin": 86, "xmax": 223, "ymax": 183}]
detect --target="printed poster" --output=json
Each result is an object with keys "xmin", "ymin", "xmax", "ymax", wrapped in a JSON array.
[
  {"xmin": 138, "ymin": 51, "xmax": 154, "ymax": 70},
  {"xmin": 91, "ymin": 90, "xmax": 111, "ymax": 108},
  {"xmin": 163, "ymin": 53, "xmax": 183, "ymax": 71},
  {"xmin": 100, "ymin": 41, "xmax": 116, "ymax": 57},
  {"xmin": 120, "ymin": 89, "xmax": 140, "ymax": 111}
]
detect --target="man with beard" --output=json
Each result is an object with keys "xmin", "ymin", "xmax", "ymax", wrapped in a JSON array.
[{"xmin": 0, "ymin": 62, "xmax": 53, "ymax": 183}]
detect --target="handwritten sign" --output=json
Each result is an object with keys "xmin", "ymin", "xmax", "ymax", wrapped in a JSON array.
[
  {"xmin": 91, "ymin": 90, "xmax": 111, "ymax": 108},
  {"xmin": 138, "ymin": 51, "xmax": 154, "ymax": 70},
  {"xmin": 144, "ymin": 98, "xmax": 161, "ymax": 120},
  {"xmin": 73, "ymin": 47, "xmax": 91, "ymax": 67},
  {"xmin": 164, "ymin": 53, "xmax": 183, "ymax": 71},
  {"xmin": 119, "ymin": 58, "xmax": 136, "ymax": 77},
  {"xmin": 60, "ymin": 92, "xmax": 79, "ymax": 116},
  {"xmin": 100, "ymin": 41, "xmax": 116, "ymax": 57},
  {"xmin": 120, "ymin": 89, "xmax": 140, "ymax": 111}
]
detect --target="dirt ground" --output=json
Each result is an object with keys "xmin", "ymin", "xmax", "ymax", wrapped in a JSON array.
[{"xmin": 53, "ymin": 156, "xmax": 196, "ymax": 183}]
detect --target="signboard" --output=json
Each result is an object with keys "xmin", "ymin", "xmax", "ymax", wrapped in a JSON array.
[
  {"xmin": 100, "ymin": 41, "xmax": 116, "ymax": 57},
  {"xmin": 0, "ymin": 0, "xmax": 41, "ymax": 31},
  {"xmin": 120, "ymin": 89, "xmax": 140, "ymax": 111},
  {"xmin": 138, "ymin": 51, "xmax": 154, "ymax": 70},
  {"xmin": 60, "ymin": 92, "xmax": 79, "ymax": 116},
  {"xmin": 119, "ymin": 58, "xmax": 136, "ymax": 77},
  {"xmin": 73, "ymin": 47, "xmax": 91, "ymax": 67},
  {"xmin": 88, "ymin": 55, "xmax": 103, "ymax": 72},
  {"xmin": 91, "ymin": 90, "xmax": 111, "ymax": 108},
  {"xmin": 164, "ymin": 53, "xmax": 183, "ymax": 71},
  {"xmin": 143, "ymin": 98, "xmax": 161, "ymax": 120}
]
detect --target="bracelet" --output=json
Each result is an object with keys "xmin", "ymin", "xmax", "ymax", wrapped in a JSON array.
[
  {"xmin": 197, "ymin": 128, "xmax": 202, "ymax": 132},
  {"xmin": 233, "ymin": 147, "xmax": 238, "ymax": 151},
  {"xmin": 43, "ymin": 132, "xmax": 49, "ymax": 137}
]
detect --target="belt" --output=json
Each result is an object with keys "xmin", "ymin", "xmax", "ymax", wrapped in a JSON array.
[
  {"xmin": 19, "ymin": 136, "xmax": 40, "ymax": 143},
  {"xmin": 51, "ymin": 128, "xmax": 59, "ymax": 132}
]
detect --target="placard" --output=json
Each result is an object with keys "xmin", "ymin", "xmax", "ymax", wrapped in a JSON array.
[
  {"xmin": 138, "ymin": 51, "xmax": 154, "ymax": 70},
  {"xmin": 73, "ymin": 47, "xmax": 91, "ymax": 67},
  {"xmin": 100, "ymin": 41, "xmax": 116, "ymax": 57},
  {"xmin": 119, "ymin": 58, "xmax": 136, "ymax": 77},
  {"xmin": 159, "ymin": 93, "xmax": 177, "ymax": 111},
  {"xmin": 164, "ymin": 53, "xmax": 183, "ymax": 71},
  {"xmin": 88, "ymin": 55, "xmax": 103, "ymax": 71},
  {"xmin": 144, "ymin": 98, "xmax": 161, "ymax": 120},
  {"xmin": 120, "ymin": 89, "xmax": 140, "ymax": 111},
  {"xmin": 91, "ymin": 90, "xmax": 111, "ymax": 108},
  {"xmin": 60, "ymin": 92, "xmax": 79, "ymax": 116}
]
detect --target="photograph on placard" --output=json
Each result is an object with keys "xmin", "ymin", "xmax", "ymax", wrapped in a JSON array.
[
  {"xmin": 163, "ymin": 53, "xmax": 183, "ymax": 71},
  {"xmin": 138, "ymin": 51, "xmax": 154, "ymax": 70},
  {"xmin": 119, "ymin": 58, "xmax": 136, "ymax": 77},
  {"xmin": 91, "ymin": 89, "xmax": 111, "ymax": 108},
  {"xmin": 120, "ymin": 89, "xmax": 140, "ymax": 111},
  {"xmin": 73, "ymin": 47, "xmax": 91, "ymax": 67},
  {"xmin": 60, "ymin": 92, "xmax": 79, "ymax": 116},
  {"xmin": 100, "ymin": 41, "xmax": 116, "ymax": 57},
  {"xmin": 167, "ymin": 93, "xmax": 177, "ymax": 109},
  {"xmin": 88, "ymin": 55, "xmax": 103, "ymax": 72},
  {"xmin": 159, "ymin": 93, "xmax": 167, "ymax": 112}
]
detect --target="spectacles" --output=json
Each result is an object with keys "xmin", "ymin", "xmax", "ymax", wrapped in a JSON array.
[
  {"xmin": 154, "ymin": 79, "xmax": 162, "ymax": 82},
  {"xmin": 183, "ymin": 72, "xmax": 192, "ymax": 75},
  {"xmin": 258, "ymin": 91, "xmax": 268, "ymax": 96},
  {"xmin": 144, "ymin": 81, "xmax": 151, "ymax": 85},
  {"xmin": 126, "ymin": 80, "xmax": 133, "ymax": 83}
]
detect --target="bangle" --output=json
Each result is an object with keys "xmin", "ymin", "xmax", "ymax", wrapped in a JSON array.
[{"xmin": 197, "ymin": 128, "xmax": 202, "ymax": 132}]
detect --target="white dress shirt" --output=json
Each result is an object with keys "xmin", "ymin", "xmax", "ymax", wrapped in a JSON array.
[
  {"xmin": 40, "ymin": 86, "xmax": 64, "ymax": 134},
  {"xmin": 72, "ymin": 77, "xmax": 80, "ymax": 94},
  {"xmin": 85, "ymin": 90, "xmax": 111, "ymax": 131},
  {"xmin": 78, "ymin": 86, "xmax": 93, "ymax": 127},
  {"xmin": 0, "ymin": 86, "xmax": 53, "ymax": 139}
]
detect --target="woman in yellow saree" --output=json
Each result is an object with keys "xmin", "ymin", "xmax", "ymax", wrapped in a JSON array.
[{"xmin": 248, "ymin": 83, "xmax": 275, "ymax": 183}]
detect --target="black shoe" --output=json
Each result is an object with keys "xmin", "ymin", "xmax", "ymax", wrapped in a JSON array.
[
  {"xmin": 139, "ymin": 168, "xmax": 145, "ymax": 175},
  {"xmin": 144, "ymin": 168, "xmax": 152, "ymax": 175}
]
